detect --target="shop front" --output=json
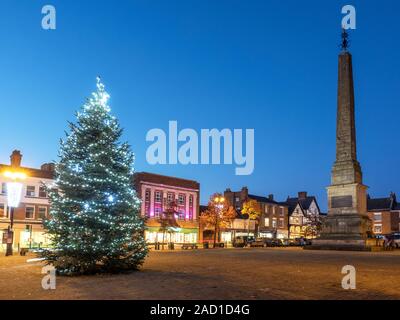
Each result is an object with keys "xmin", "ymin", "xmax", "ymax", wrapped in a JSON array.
[
  {"xmin": 145, "ymin": 226, "xmax": 198, "ymax": 244},
  {"xmin": 0, "ymin": 223, "xmax": 50, "ymax": 252}
]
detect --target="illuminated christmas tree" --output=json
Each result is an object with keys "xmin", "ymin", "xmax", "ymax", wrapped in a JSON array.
[{"xmin": 42, "ymin": 78, "xmax": 147, "ymax": 274}]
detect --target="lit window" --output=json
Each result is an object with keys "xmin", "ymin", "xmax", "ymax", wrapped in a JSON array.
[
  {"xmin": 235, "ymin": 197, "xmax": 240, "ymax": 202},
  {"xmin": 290, "ymin": 217, "xmax": 300, "ymax": 225},
  {"xmin": 264, "ymin": 206, "xmax": 268, "ymax": 214},
  {"xmin": 38, "ymin": 207, "xmax": 47, "ymax": 219},
  {"xmin": 264, "ymin": 217, "xmax": 270, "ymax": 227},
  {"xmin": 25, "ymin": 206, "xmax": 35, "ymax": 219},
  {"xmin": 155, "ymin": 191, "xmax": 162, "ymax": 203},
  {"xmin": 373, "ymin": 213, "xmax": 382, "ymax": 221},
  {"xmin": 26, "ymin": 186, "xmax": 36, "ymax": 197},
  {"xmin": 0, "ymin": 203, "xmax": 5, "ymax": 217},
  {"xmin": 272, "ymin": 218, "xmax": 277, "ymax": 228},
  {"xmin": 178, "ymin": 194, "xmax": 185, "ymax": 205},
  {"xmin": 373, "ymin": 224, "xmax": 382, "ymax": 234},
  {"xmin": 154, "ymin": 206, "xmax": 162, "ymax": 217}
]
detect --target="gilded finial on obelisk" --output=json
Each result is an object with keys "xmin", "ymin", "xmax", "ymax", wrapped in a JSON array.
[{"xmin": 340, "ymin": 28, "xmax": 350, "ymax": 52}]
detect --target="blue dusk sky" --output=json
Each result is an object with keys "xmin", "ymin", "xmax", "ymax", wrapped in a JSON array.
[{"xmin": 0, "ymin": 0, "xmax": 399, "ymax": 210}]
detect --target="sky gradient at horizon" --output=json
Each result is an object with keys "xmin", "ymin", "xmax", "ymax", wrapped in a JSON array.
[{"xmin": 1, "ymin": 0, "xmax": 399, "ymax": 210}]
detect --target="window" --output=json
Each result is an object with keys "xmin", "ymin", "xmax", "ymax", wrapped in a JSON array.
[
  {"xmin": 373, "ymin": 224, "xmax": 382, "ymax": 234},
  {"xmin": 279, "ymin": 218, "xmax": 284, "ymax": 228},
  {"xmin": 188, "ymin": 195, "xmax": 194, "ymax": 220},
  {"xmin": 1, "ymin": 183, "xmax": 6, "ymax": 195},
  {"xmin": 373, "ymin": 213, "xmax": 382, "ymax": 221},
  {"xmin": 264, "ymin": 217, "xmax": 270, "ymax": 227},
  {"xmin": 264, "ymin": 206, "xmax": 269, "ymax": 214},
  {"xmin": 272, "ymin": 206, "xmax": 276, "ymax": 215},
  {"xmin": 39, "ymin": 186, "xmax": 47, "ymax": 198},
  {"xmin": 235, "ymin": 197, "xmax": 240, "ymax": 203},
  {"xmin": 144, "ymin": 189, "xmax": 151, "ymax": 217},
  {"xmin": 25, "ymin": 206, "xmax": 35, "ymax": 219},
  {"xmin": 178, "ymin": 209, "xmax": 185, "ymax": 220},
  {"xmin": 290, "ymin": 217, "xmax": 301, "ymax": 225},
  {"xmin": 280, "ymin": 207, "xmax": 284, "ymax": 216},
  {"xmin": 26, "ymin": 186, "xmax": 36, "ymax": 197},
  {"xmin": 272, "ymin": 218, "xmax": 277, "ymax": 228},
  {"xmin": 154, "ymin": 206, "xmax": 162, "ymax": 218},
  {"xmin": 167, "ymin": 192, "xmax": 174, "ymax": 204},
  {"xmin": 38, "ymin": 207, "xmax": 47, "ymax": 219},
  {"xmin": 0, "ymin": 203, "xmax": 5, "ymax": 217},
  {"xmin": 178, "ymin": 194, "xmax": 185, "ymax": 206},
  {"xmin": 155, "ymin": 191, "xmax": 162, "ymax": 203}
]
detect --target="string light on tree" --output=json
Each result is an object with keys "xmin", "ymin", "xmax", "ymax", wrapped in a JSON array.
[{"xmin": 41, "ymin": 77, "xmax": 148, "ymax": 274}]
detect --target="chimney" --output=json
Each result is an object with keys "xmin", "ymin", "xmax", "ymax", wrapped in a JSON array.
[
  {"xmin": 268, "ymin": 194, "xmax": 274, "ymax": 201},
  {"xmin": 298, "ymin": 191, "xmax": 307, "ymax": 200},
  {"xmin": 41, "ymin": 163, "xmax": 55, "ymax": 172},
  {"xmin": 10, "ymin": 150, "xmax": 22, "ymax": 168},
  {"xmin": 241, "ymin": 186, "xmax": 248, "ymax": 199}
]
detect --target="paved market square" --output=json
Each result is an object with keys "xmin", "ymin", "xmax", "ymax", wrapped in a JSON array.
[{"xmin": 1, "ymin": 248, "xmax": 400, "ymax": 300}]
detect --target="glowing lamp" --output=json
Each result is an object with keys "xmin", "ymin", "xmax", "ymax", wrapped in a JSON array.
[
  {"xmin": 3, "ymin": 170, "xmax": 27, "ymax": 208},
  {"xmin": 6, "ymin": 182, "xmax": 23, "ymax": 208},
  {"xmin": 4, "ymin": 171, "xmax": 26, "ymax": 180}
]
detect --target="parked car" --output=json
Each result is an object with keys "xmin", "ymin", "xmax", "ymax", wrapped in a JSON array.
[
  {"xmin": 262, "ymin": 238, "xmax": 283, "ymax": 247},
  {"xmin": 391, "ymin": 233, "xmax": 400, "ymax": 248},
  {"xmin": 250, "ymin": 240, "xmax": 265, "ymax": 247},
  {"xmin": 233, "ymin": 236, "xmax": 246, "ymax": 248},
  {"xmin": 246, "ymin": 236, "xmax": 256, "ymax": 244}
]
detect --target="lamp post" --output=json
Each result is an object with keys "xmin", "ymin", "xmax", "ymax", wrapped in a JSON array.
[
  {"xmin": 3, "ymin": 170, "xmax": 26, "ymax": 256},
  {"xmin": 213, "ymin": 196, "xmax": 225, "ymax": 247}
]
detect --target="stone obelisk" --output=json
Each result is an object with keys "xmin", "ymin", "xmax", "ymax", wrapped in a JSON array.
[{"xmin": 311, "ymin": 30, "xmax": 372, "ymax": 251}]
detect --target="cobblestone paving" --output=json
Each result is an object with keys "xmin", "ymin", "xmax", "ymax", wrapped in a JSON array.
[{"xmin": 0, "ymin": 248, "xmax": 399, "ymax": 300}]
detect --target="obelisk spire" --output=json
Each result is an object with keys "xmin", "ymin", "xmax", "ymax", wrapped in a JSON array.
[
  {"xmin": 340, "ymin": 28, "xmax": 350, "ymax": 52},
  {"xmin": 310, "ymin": 28, "xmax": 371, "ymax": 251},
  {"xmin": 332, "ymin": 29, "xmax": 362, "ymax": 185}
]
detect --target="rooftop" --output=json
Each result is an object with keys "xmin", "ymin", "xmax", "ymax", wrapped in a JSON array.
[{"xmin": 133, "ymin": 172, "xmax": 200, "ymax": 190}]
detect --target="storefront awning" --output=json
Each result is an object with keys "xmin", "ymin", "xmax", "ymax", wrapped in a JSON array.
[{"xmin": 145, "ymin": 226, "xmax": 198, "ymax": 234}]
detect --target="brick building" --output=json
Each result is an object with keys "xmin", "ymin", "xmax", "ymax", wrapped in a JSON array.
[
  {"xmin": 367, "ymin": 193, "xmax": 400, "ymax": 235},
  {"xmin": 0, "ymin": 151, "xmax": 54, "ymax": 252},
  {"xmin": 133, "ymin": 172, "xmax": 200, "ymax": 244},
  {"xmin": 224, "ymin": 187, "xmax": 289, "ymax": 239}
]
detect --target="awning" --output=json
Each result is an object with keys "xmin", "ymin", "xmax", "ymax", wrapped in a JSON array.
[{"xmin": 145, "ymin": 226, "xmax": 198, "ymax": 234}]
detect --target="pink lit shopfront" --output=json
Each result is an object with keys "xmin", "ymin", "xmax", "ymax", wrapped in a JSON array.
[{"xmin": 133, "ymin": 172, "xmax": 200, "ymax": 244}]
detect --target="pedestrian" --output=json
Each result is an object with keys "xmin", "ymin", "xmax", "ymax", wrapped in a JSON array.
[
  {"xmin": 382, "ymin": 235, "xmax": 388, "ymax": 250},
  {"xmin": 387, "ymin": 236, "xmax": 394, "ymax": 251}
]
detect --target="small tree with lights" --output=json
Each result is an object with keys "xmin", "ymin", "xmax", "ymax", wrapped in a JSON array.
[
  {"xmin": 241, "ymin": 199, "xmax": 262, "ymax": 237},
  {"xmin": 41, "ymin": 78, "xmax": 147, "ymax": 275},
  {"xmin": 157, "ymin": 200, "xmax": 180, "ymax": 250},
  {"xmin": 200, "ymin": 193, "xmax": 236, "ymax": 247}
]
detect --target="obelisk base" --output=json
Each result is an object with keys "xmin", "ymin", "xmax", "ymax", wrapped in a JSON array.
[{"xmin": 307, "ymin": 214, "xmax": 372, "ymax": 251}]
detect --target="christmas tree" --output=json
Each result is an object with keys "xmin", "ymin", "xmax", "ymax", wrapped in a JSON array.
[{"xmin": 42, "ymin": 78, "xmax": 147, "ymax": 275}]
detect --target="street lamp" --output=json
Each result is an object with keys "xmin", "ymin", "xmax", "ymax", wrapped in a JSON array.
[
  {"xmin": 213, "ymin": 196, "xmax": 225, "ymax": 247},
  {"xmin": 3, "ymin": 170, "xmax": 26, "ymax": 256}
]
